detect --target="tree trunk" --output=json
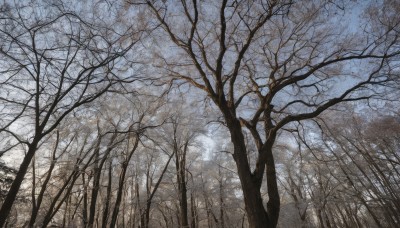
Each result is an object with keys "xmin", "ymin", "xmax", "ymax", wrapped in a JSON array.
[
  {"xmin": 190, "ymin": 193, "xmax": 197, "ymax": 228},
  {"xmin": 0, "ymin": 140, "xmax": 39, "ymax": 227},
  {"xmin": 109, "ymin": 163, "xmax": 129, "ymax": 228},
  {"xmin": 218, "ymin": 167, "xmax": 225, "ymax": 228},
  {"xmin": 29, "ymin": 132, "xmax": 60, "ymax": 227},
  {"xmin": 82, "ymin": 173, "xmax": 89, "ymax": 227},
  {"xmin": 178, "ymin": 169, "xmax": 189, "ymax": 227},
  {"xmin": 40, "ymin": 167, "xmax": 82, "ymax": 227},
  {"xmin": 88, "ymin": 146, "xmax": 101, "ymax": 228},
  {"xmin": 101, "ymin": 161, "xmax": 113, "ymax": 228},
  {"xmin": 110, "ymin": 136, "xmax": 139, "ymax": 228},
  {"xmin": 176, "ymin": 152, "xmax": 189, "ymax": 227},
  {"xmin": 226, "ymin": 118, "xmax": 279, "ymax": 228}
]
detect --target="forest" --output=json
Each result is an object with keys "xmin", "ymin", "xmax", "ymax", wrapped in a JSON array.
[{"xmin": 0, "ymin": 0, "xmax": 399, "ymax": 227}]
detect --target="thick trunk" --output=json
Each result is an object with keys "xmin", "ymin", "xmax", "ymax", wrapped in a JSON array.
[
  {"xmin": 230, "ymin": 129, "xmax": 269, "ymax": 227},
  {"xmin": 265, "ymin": 145, "xmax": 280, "ymax": 227},
  {"xmin": 241, "ymin": 181, "xmax": 270, "ymax": 227},
  {"xmin": 0, "ymin": 141, "xmax": 39, "ymax": 227},
  {"xmin": 226, "ymin": 117, "xmax": 279, "ymax": 228}
]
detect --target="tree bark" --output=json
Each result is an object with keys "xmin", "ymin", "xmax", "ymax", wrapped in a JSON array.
[
  {"xmin": 229, "ymin": 126, "xmax": 270, "ymax": 227},
  {"xmin": 101, "ymin": 160, "xmax": 113, "ymax": 228},
  {"xmin": 226, "ymin": 116, "xmax": 279, "ymax": 228},
  {"xmin": 29, "ymin": 131, "xmax": 61, "ymax": 227},
  {"xmin": 110, "ymin": 136, "xmax": 139, "ymax": 228},
  {"xmin": 0, "ymin": 140, "xmax": 39, "ymax": 227},
  {"xmin": 190, "ymin": 193, "xmax": 197, "ymax": 228},
  {"xmin": 175, "ymin": 143, "xmax": 189, "ymax": 228}
]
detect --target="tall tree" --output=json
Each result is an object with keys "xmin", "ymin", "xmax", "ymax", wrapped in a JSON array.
[
  {"xmin": 0, "ymin": 1, "xmax": 144, "ymax": 224},
  {"xmin": 157, "ymin": 102, "xmax": 204, "ymax": 228},
  {"xmin": 141, "ymin": 0, "xmax": 400, "ymax": 227}
]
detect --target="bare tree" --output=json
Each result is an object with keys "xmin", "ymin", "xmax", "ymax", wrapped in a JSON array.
[
  {"xmin": 157, "ymin": 102, "xmax": 205, "ymax": 228},
  {"xmin": 141, "ymin": 0, "xmax": 400, "ymax": 227},
  {"xmin": 0, "ymin": 1, "xmax": 399, "ymax": 227},
  {"xmin": 0, "ymin": 1, "xmax": 144, "ymax": 224},
  {"xmin": 279, "ymin": 106, "xmax": 400, "ymax": 228},
  {"xmin": 318, "ymin": 113, "xmax": 400, "ymax": 227}
]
